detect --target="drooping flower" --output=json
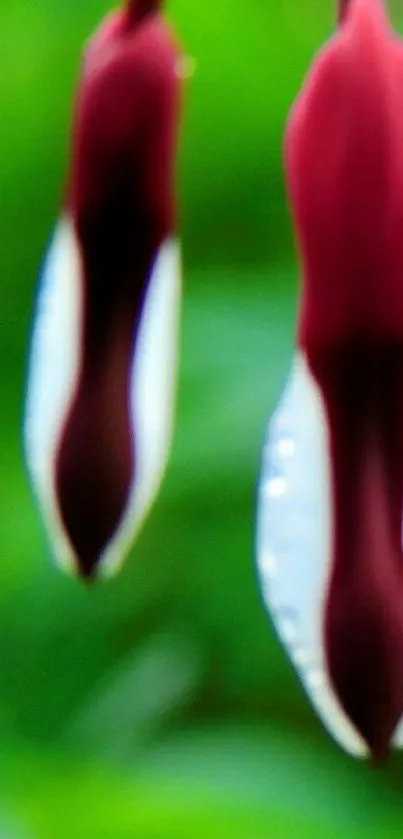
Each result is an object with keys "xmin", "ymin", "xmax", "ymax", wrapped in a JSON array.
[
  {"xmin": 257, "ymin": 0, "xmax": 403, "ymax": 760},
  {"xmin": 25, "ymin": 0, "xmax": 185, "ymax": 580}
]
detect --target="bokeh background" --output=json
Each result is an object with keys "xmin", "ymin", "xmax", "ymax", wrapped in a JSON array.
[{"xmin": 2, "ymin": 1, "xmax": 403, "ymax": 836}]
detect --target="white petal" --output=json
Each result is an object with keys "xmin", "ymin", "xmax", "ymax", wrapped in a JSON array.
[
  {"xmin": 24, "ymin": 216, "xmax": 83, "ymax": 575},
  {"xmin": 97, "ymin": 238, "xmax": 182, "ymax": 578},
  {"xmin": 25, "ymin": 224, "xmax": 181, "ymax": 579},
  {"xmin": 256, "ymin": 352, "xmax": 367, "ymax": 757}
]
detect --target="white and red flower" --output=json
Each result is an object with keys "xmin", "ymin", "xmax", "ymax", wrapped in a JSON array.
[
  {"xmin": 25, "ymin": 0, "xmax": 184, "ymax": 580},
  {"xmin": 257, "ymin": 0, "xmax": 403, "ymax": 760}
]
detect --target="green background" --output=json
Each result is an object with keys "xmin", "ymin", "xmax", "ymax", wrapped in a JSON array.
[{"xmin": 1, "ymin": 1, "xmax": 403, "ymax": 836}]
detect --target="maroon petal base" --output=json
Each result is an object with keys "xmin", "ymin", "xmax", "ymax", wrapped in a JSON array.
[{"xmin": 310, "ymin": 342, "xmax": 403, "ymax": 760}]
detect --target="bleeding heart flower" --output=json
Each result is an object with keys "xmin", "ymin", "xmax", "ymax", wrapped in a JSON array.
[
  {"xmin": 25, "ymin": 0, "xmax": 185, "ymax": 581},
  {"xmin": 257, "ymin": 0, "xmax": 403, "ymax": 760}
]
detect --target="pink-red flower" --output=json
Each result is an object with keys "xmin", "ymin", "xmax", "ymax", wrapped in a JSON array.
[
  {"xmin": 25, "ymin": 1, "xmax": 184, "ymax": 580},
  {"xmin": 258, "ymin": 0, "xmax": 403, "ymax": 760}
]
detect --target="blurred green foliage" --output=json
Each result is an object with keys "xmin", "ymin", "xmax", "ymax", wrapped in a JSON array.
[{"xmin": 2, "ymin": 1, "xmax": 403, "ymax": 837}]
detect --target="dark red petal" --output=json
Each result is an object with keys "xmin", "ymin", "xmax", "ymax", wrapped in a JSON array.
[
  {"xmin": 286, "ymin": 0, "xmax": 403, "ymax": 756},
  {"xmin": 310, "ymin": 343, "xmax": 403, "ymax": 759},
  {"xmin": 287, "ymin": 0, "xmax": 403, "ymax": 352},
  {"xmin": 56, "ymin": 337, "xmax": 134, "ymax": 579},
  {"xmin": 56, "ymin": 15, "xmax": 181, "ymax": 577}
]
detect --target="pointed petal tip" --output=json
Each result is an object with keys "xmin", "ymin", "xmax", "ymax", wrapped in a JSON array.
[
  {"xmin": 73, "ymin": 542, "xmax": 128, "ymax": 583},
  {"xmin": 77, "ymin": 562, "xmax": 99, "ymax": 585},
  {"xmin": 370, "ymin": 740, "xmax": 391, "ymax": 766},
  {"xmin": 325, "ymin": 591, "xmax": 403, "ymax": 768},
  {"xmin": 50, "ymin": 544, "xmax": 101, "ymax": 585}
]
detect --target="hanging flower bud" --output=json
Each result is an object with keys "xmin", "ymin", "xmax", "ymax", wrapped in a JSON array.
[
  {"xmin": 25, "ymin": 0, "xmax": 184, "ymax": 580},
  {"xmin": 257, "ymin": 0, "xmax": 403, "ymax": 760}
]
